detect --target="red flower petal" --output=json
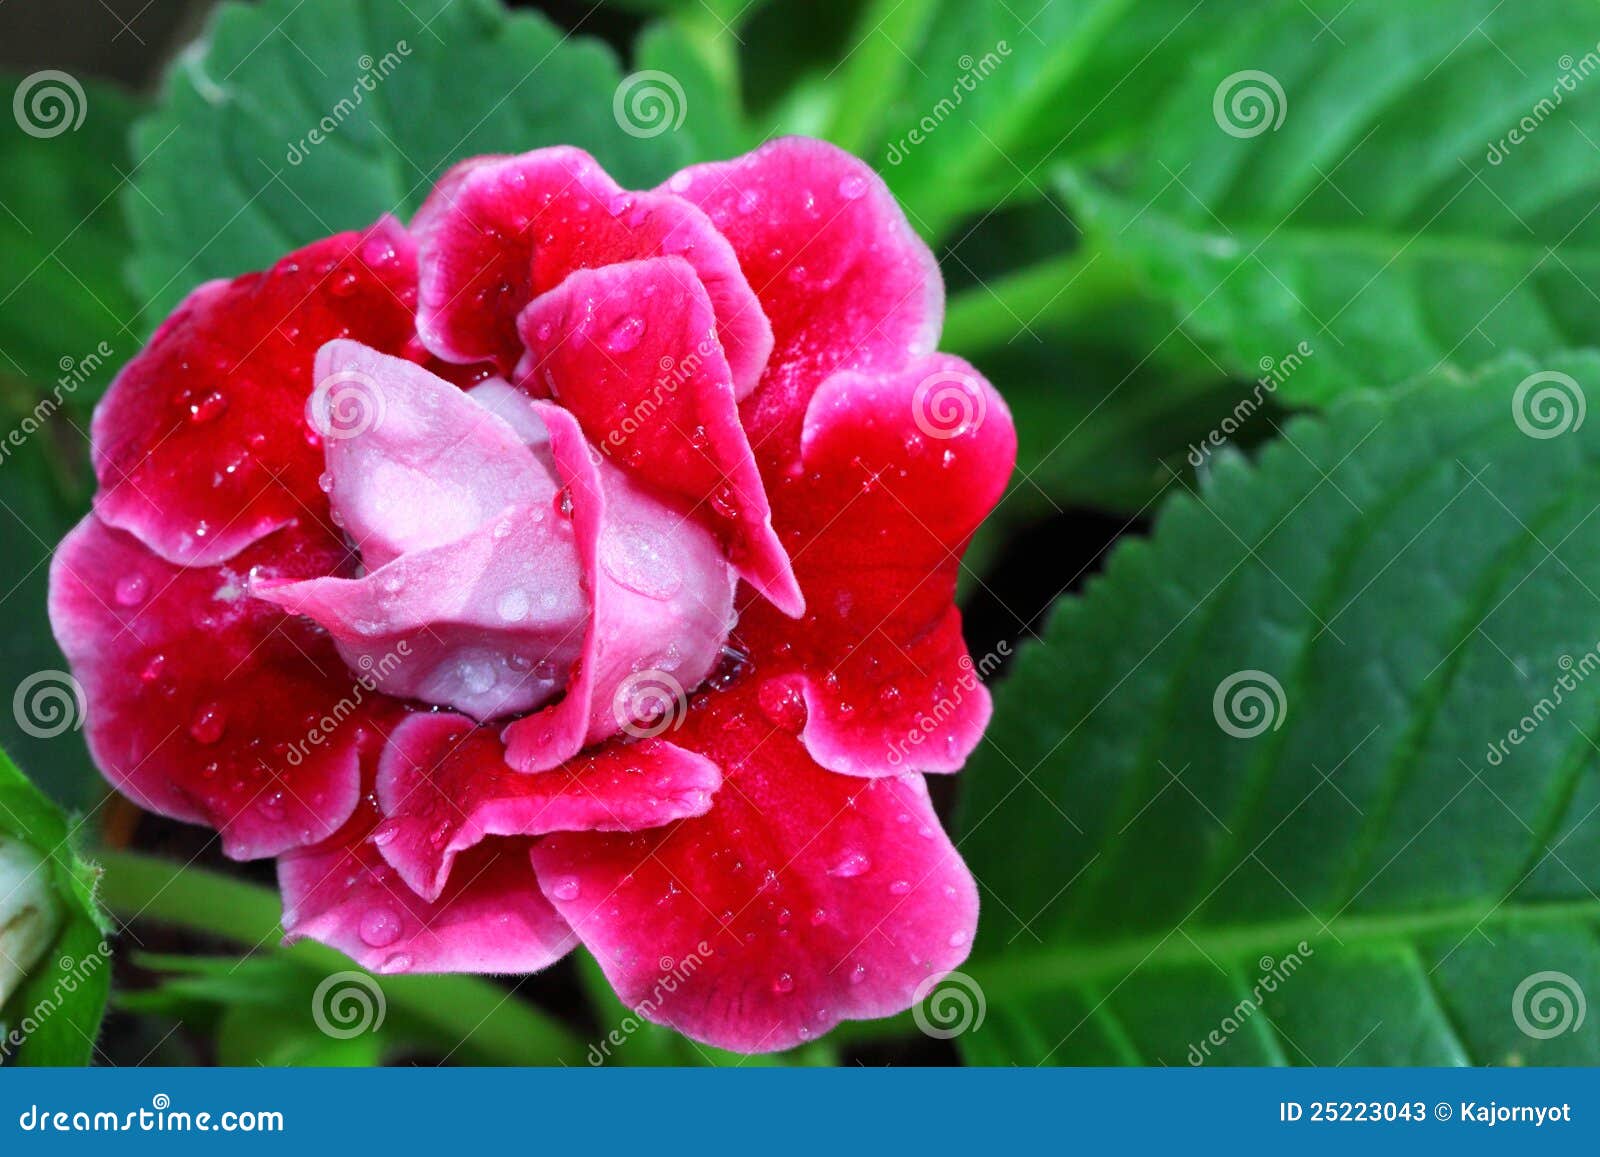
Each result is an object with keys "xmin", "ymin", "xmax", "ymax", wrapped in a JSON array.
[
  {"xmin": 280, "ymin": 789, "xmax": 573, "ymax": 974},
  {"xmin": 747, "ymin": 354, "xmax": 1016, "ymax": 776},
  {"xmin": 516, "ymin": 257, "xmax": 801, "ymax": 615},
  {"xmin": 501, "ymin": 403, "xmax": 735, "ymax": 772},
  {"xmin": 91, "ymin": 219, "xmax": 420, "ymax": 568},
  {"xmin": 373, "ymin": 712, "xmax": 721, "ymax": 901},
  {"xmin": 530, "ymin": 682, "xmax": 977, "ymax": 1052},
  {"xmin": 47, "ymin": 514, "xmax": 399, "ymax": 859},
  {"xmin": 412, "ymin": 148, "xmax": 771, "ymax": 394},
  {"xmin": 662, "ymin": 139, "xmax": 943, "ymax": 467}
]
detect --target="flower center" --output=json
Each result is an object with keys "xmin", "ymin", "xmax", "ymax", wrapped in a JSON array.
[{"xmin": 252, "ymin": 341, "xmax": 736, "ymax": 757}]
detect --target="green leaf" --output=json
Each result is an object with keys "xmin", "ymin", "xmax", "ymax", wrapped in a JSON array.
[
  {"xmin": 0, "ymin": 429, "xmax": 99, "ymax": 806},
  {"xmin": 959, "ymin": 350, "xmax": 1600, "ymax": 1065},
  {"xmin": 126, "ymin": 0, "xmax": 722, "ymax": 319},
  {"xmin": 1058, "ymin": 0, "xmax": 1600, "ymax": 403},
  {"xmin": 0, "ymin": 745, "xmax": 111, "ymax": 1066},
  {"xmin": 0, "ymin": 72, "xmax": 140, "ymax": 395},
  {"xmin": 873, "ymin": 0, "xmax": 1226, "ymax": 237},
  {"xmin": 635, "ymin": 20, "xmax": 747, "ymax": 162}
]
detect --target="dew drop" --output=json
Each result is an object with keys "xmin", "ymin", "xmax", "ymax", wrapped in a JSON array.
[
  {"xmin": 496, "ymin": 588, "xmax": 530, "ymax": 622},
  {"xmin": 604, "ymin": 314, "xmax": 647, "ymax": 353},
  {"xmin": 772, "ymin": 972, "xmax": 794, "ymax": 995},
  {"xmin": 187, "ymin": 391, "xmax": 228, "ymax": 424},
  {"xmin": 114, "ymin": 573, "xmax": 148, "ymax": 606},
  {"xmin": 550, "ymin": 875, "xmax": 582, "ymax": 901},
  {"xmin": 188, "ymin": 703, "xmax": 226, "ymax": 745},
  {"xmin": 756, "ymin": 679, "xmax": 806, "ymax": 733},
  {"xmin": 838, "ymin": 172, "xmax": 869, "ymax": 201},
  {"xmin": 828, "ymin": 851, "xmax": 871, "ymax": 878}
]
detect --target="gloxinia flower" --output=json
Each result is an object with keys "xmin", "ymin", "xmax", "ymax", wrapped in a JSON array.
[{"xmin": 49, "ymin": 138, "xmax": 1015, "ymax": 1052}]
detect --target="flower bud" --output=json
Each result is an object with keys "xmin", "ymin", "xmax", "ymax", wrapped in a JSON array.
[{"xmin": 0, "ymin": 834, "xmax": 62, "ymax": 1012}]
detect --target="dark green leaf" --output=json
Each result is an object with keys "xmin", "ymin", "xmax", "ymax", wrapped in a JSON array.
[
  {"xmin": 960, "ymin": 350, "xmax": 1600, "ymax": 1065},
  {"xmin": 0, "ymin": 745, "xmax": 111, "ymax": 1066},
  {"xmin": 126, "ymin": 0, "xmax": 722, "ymax": 319},
  {"xmin": 0, "ymin": 72, "xmax": 139, "ymax": 396},
  {"xmin": 1060, "ymin": 0, "xmax": 1600, "ymax": 402}
]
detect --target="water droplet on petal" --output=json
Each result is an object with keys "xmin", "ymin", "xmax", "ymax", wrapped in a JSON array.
[
  {"xmin": 359, "ymin": 907, "xmax": 402, "ymax": 948},
  {"xmin": 828, "ymin": 851, "xmax": 871, "ymax": 878},
  {"xmin": 550, "ymin": 875, "xmax": 582, "ymax": 901},
  {"xmin": 114, "ymin": 574, "xmax": 148, "ymax": 606},
  {"xmin": 838, "ymin": 172, "xmax": 869, "ymax": 201},
  {"xmin": 604, "ymin": 314, "xmax": 647, "ymax": 353},
  {"xmin": 187, "ymin": 391, "xmax": 228, "ymax": 424},
  {"xmin": 188, "ymin": 703, "xmax": 226, "ymax": 745},
  {"xmin": 496, "ymin": 588, "xmax": 530, "ymax": 622}
]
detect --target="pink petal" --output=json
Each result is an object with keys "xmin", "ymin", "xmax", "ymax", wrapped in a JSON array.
[
  {"xmin": 251, "ymin": 502, "xmax": 586, "ymax": 722},
  {"xmin": 530, "ymin": 681, "xmax": 977, "ymax": 1052},
  {"xmin": 254, "ymin": 345, "xmax": 590, "ymax": 721},
  {"xmin": 412, "ymin": 148, "xmax": 771, "ymax": 394},
  {"xmin": 516, "ymin": 257, "xmax": 801, "ymax": 616},
  {"xmin": 373, "ymin": 712, "xmax": 722, "ymax": 901},
  {"xmin": 91, "ymin": 219, "xmax": 420, "ymax": 568},
  {"xmin": 501, "ymin": 404, "xmax": 736, "ymax": 772},
  {"xmin": 661, "ymin": 139, "xmax": 943, "ymax": 467},
  {"xmin": 47, "ymin": 514, "xmax": 399, "ymax": 860},
  {"xmin": 309, "ymin": 340, "xmax": 562, "ymax": 570},
  {"xmin": 280, "ymin": 791, "xmax": 574, "ymax": 975}
]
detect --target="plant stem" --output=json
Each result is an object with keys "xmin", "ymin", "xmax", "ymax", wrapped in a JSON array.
[{"xmin": 94, "ymin": 848, "xmax": 586, "ymax": 1065}]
